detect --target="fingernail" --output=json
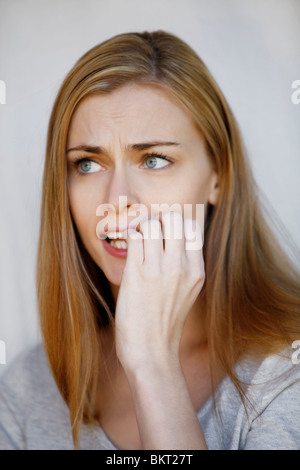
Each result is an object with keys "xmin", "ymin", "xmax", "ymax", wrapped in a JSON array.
[{"xmin": 127, "ymin": 228, "xmax": 143, "ymax": 240}]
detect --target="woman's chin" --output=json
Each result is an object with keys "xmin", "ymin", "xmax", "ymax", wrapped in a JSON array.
[
  {"xmin": 102, "ymin": 265, "xmax": 125, "ymax": 289},
  {"xmin": 93, "ymin": 247, "xmax": 127, "ymax": 287}
]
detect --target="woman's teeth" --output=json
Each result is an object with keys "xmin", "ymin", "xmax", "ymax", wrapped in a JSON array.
[
  {"xmin": 105, "ymin": 232, "xmax": 128, "ymax": 249},
  {"xmin": 109, "ymin": 239, "xmax": 128, "ymax": 250},
  {"xmin": 106, "ymin": 231, "xmax": 127, "ymax": 239}
]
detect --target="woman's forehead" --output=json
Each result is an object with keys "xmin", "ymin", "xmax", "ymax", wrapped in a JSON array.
[{"xmin": 68, "ymin": 83, "xmax": 200, "ymax": 149}]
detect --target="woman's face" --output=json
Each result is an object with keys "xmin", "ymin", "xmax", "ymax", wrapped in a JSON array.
[{"xmin": 67, "ymin": 83, "xmax": 218, "ymax": 289}]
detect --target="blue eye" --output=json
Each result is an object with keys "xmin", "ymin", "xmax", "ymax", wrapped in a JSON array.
[
  {"xmin": 144, "ymin": 154, "xmax": 171, "ymax": 170},
  {"xmin": 76, "ymin": 159, "xmax": 101, "ymax": 174}
]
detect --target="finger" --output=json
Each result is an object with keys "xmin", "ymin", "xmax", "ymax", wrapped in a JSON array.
[
  {"xmin": 184, "ymin": 218, "xmax": 204, "ymax": 259},
  {"xmin": 126, "ymin": 228, "xmax": 144, "ymax": 266},
  {"xmin": 161, "ymin": 211, "xmax": 184, "ymax": 254},
  {"xmin": 139, "ymin": 218, "xmax": 163, "ymax": 261}
]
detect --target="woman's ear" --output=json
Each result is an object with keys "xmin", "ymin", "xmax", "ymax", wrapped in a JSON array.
[{"xmin": 208, "ymin": 172, "xmax": 219, "ymax": 205}]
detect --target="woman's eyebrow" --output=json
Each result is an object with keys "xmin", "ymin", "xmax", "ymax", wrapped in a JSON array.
[
  {"xmin": 128, "ymin": 141, "xmax": 181, "ymax": 151},
  {"xmin": 66, "ymin": 145, "xmax": 103, "ymax": 154},
  {"xmin": 66, "ymin": 141, "xmax": 181, "ymax": 154}
]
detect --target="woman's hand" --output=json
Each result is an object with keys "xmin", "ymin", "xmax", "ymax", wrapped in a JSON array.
[
  {"xmin": 115, "ymin": 211, "xmax": 205, "ymax": 373},
  {"xmin": 114, "ymin": 211, "xmax": 207, "ymax": 450}
]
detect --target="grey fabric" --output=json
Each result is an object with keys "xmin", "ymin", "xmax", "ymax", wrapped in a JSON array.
[{"xmin": 0, "ymin": 344, "xmax": 299, "ymax": 450}]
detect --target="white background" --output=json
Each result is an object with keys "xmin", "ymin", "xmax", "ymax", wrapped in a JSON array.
[{"xmin": 0, "ymin": 0, "xmax": 299, "ymax": 376}]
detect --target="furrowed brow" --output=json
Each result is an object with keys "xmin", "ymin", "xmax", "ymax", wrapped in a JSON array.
[
  {"xmin": 66, "ymin": 141, "xmax": 181, "ymax": 154},
  {"xmin": 127, "ymin": 141, "xmax": 181, "ymax": 151},
  {"xmin": 66, "ymin": 145, "xmax": 103, "ymax": 154}
]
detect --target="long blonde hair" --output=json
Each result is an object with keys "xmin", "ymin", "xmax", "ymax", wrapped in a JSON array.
[{"xmin": 37, "ymin": 31, "xmax": 300, "ymax": 447}]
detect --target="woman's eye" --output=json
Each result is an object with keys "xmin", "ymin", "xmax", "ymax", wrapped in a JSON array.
[
  {"xmin": 143, "ymin": 155, "xmax": 171, "ymax": 170},
  {"xmin": 77, "ymin": 159, "xmax": 101, "ymax": 174}
]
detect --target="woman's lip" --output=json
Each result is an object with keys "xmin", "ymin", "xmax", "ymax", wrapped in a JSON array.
[
  {"xmin": 103, "ymin": 223, "xmax": 142, "ymax": 236},
  {"xmin": 102, "ymin": 238, "xmax": 128, "ymax": 259},
  {"xmin": 98, "ymin": 227, "xmax": 129, "ymax": 240}
]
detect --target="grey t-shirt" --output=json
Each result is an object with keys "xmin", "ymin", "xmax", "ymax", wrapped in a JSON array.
[{"xmin": 0, "ymin": 343, "xmax": 299, "ymax": 450}]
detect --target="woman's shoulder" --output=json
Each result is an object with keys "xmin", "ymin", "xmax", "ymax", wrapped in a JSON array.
[
  {"xmin": 0, "ymin": 343, "xmax": 72, "ymax": 449},
  {"xmin": 241, "ymin": 347, "xmax": 300, "ymax": 449},
  {"xmin": 213, "ymin": 345, "xmax": 300, "ymax": 418},
  {"xmin": 237, "ymin": 346, "xmax": 300, "ymax": 392},
  {"xmin": 0, "ymin": 343, "xmax": 53, "ymax": 395},
  {"xmin": 209, "ymin": 346, "xmax": 300, "ymax": 449},
  {"xmin": 0, "ymin": 342, "xmax": 63, "ymax": 420}
]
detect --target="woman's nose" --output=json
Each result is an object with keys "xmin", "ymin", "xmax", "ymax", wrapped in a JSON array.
[{"xmin": 105, "ymin": 167, "xmax": 138, "ymax": 215}]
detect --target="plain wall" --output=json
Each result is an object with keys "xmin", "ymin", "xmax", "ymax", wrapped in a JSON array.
[{"xmin": 0, "ymin": 0, "xmax": 299, "ymax": 376}]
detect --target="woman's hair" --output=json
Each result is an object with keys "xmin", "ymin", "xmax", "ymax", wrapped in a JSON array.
[{"xmin": 37, "ymin": 30, "xmax": 300, "ymax": 447}]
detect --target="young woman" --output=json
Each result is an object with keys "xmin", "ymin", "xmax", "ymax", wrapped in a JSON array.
[{"xmin": 0, "ymin": 31, "xmax": 299, "ymax": 450}]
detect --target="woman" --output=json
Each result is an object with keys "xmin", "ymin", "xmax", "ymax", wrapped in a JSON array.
[{"xmin": 0, "ymin": 30, "xmax": 299, "ymax": 450}]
